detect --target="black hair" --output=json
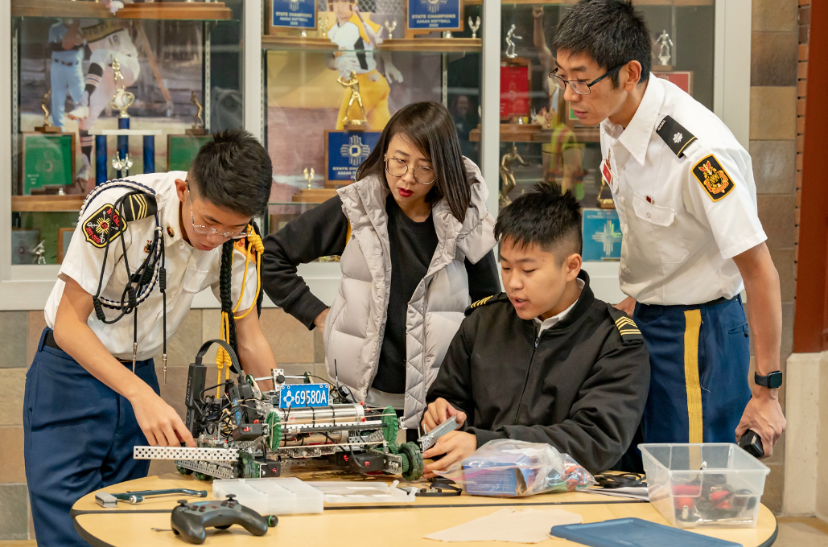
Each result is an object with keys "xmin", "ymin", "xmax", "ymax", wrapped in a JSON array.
[
  {"xmin": 495, "ymin": 181, "xmax": 582, "ymax": 263},
  {"xmin": 553, "ymin": 0, "xmax": 651, "ymax": 87},
  {"xmin": 355, "ymin": 102, "xmax": 473, "ymax": 223},
  {"xmin": 189, "ymin": 128, "xmax": 273, "ymax": 218}
]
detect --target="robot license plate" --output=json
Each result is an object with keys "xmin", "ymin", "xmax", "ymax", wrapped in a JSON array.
[{"xmin": 278, "ymin": 383, "xmax": 331, "ymax": 409}]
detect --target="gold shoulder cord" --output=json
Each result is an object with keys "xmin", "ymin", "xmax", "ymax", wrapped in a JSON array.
[{"xmin": 215, "ymin": 225, "xmax": 264, "ymax": 396}]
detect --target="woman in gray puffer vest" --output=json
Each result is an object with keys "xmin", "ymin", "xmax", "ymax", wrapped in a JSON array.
[{"xmin": 261, "ymin": 102, "xmax": 500, "ymax": 431}]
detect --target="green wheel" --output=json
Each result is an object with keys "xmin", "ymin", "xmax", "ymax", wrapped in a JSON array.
[
  {"xmin": 194, "ymin": 472, "xmax": 212, "ymax": 482},
  {"xmin": 400, "ymin": 442, "xmax": 423, "ymax": 481},
  {"xmin": 176, "ymin": 465, "xmax": 193, "ymax": 475},
  {"xmin": 266, "ymin": 411, "xmax": 282, "ymax": 450},
  {"xmin": 380, "ymin": 406, "xmax": 400, "ymax": 454}
]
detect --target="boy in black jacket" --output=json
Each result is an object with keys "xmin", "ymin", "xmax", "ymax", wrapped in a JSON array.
[{"xmin": 422, "ymin": 182, "xmax": 650, "ymax": 475}]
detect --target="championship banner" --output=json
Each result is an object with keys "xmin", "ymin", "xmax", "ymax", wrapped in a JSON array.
[
  {"xmin": 407, "ymin": 0, "xmax": 462, "ymax": 32},
  {"xmin": 325, "ymin": 131, "xmax": 381, "ymax": 184},
  {"xmin": 582, "ymin": 208, "xmax": 623, "ymax": 262}
]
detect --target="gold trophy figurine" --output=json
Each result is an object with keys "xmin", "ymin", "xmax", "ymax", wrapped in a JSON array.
[
  {"xmin": 384, "ymin": 19, "xmax": 397, "ymax": 40},
  {"xmin": 187, "ymin": 91, "xmax": 207, "ymax": 136},
  {"xmin": 319, "ymin": 17, "xmax": 330, "ymax": 38},
  {"xmin": 35, "ymin": 90, "xmax": 61, "ymax": 133},
  {"xmin": 499, "ymin": 143, "xmax": 527, "ymax": 206},
  {"xmin": 303, "ymin": 167, "xmax": 315, "ymax": 190},
  {"xmin": 337, "ymin": 71, "xmax": 368, "ymax": 130},
  {"xmin": 109, "ymin": 57, "xmax": 135, "ymax": 118}
]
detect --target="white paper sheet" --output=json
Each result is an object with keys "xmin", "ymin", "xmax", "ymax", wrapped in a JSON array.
[{"xmin": 425, "ymin": 508, "xmax": 582, "ymax": 543}]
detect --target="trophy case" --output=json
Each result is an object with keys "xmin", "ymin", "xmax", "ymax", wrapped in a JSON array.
[
  {"xmin": 8, "ymin": 0, "xmax": 244, "ymax": 265},
  {"xmin": 488, "ymin": 0, "xmax": 715, "ymax": 264},
  {"xmin": 260, "ymin": 0, "xmax": 484, "ymax": 246}
]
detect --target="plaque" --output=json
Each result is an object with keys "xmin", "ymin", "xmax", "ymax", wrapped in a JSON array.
[
  {"xmin": 406, "ymin": 0, "xmax": 463, "ymax": 34},
  {"xmin": 325, "ymin": 130, "xmax": 381, "ymax": 185},
  {"xmin": 500, "ymin": 61, "xmax": 531, "ymax": 120},
  {"xmin": 267, "ymin": 0, "xmax": 317, "ymax": 34},
  {"xmin": 11, "ymin": 229, "xmax": 40, "ymax": 265},
  {"xmin": 582, "ymin": 209, "xmax": 623, "ymax": 262},
  {"xmin": 653, "ymin": 70, "xmax": 694, "ymax": 96},
  {"xmin": 57, "ymin": 227, "xmax": 75, "ymax": 264},
  {"xmin": 20, "ymin": 133, "xmax": 75, "ymax": 195}
]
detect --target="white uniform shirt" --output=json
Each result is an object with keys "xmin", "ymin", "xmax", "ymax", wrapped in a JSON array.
[
  {"xmin": 44, "ymin": 172, "xmax": 259, "ymax": 361},
  {"xmin": 600, "ymin": 74, "xmax": 767, "ymax": 305}
]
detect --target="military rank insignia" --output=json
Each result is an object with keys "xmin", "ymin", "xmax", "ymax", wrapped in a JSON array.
[
  {"xmin": 692, "ymin": 155, "xmax": 735, "ymax": 201},
  {"xmin": 83, "ymin": 204, "xmax": 125, "ymax": 248}
]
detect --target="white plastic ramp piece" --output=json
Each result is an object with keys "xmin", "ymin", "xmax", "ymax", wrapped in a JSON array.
[{"xmin": 133, "ymin": 446, "xmax": 239, "ymax": 461}]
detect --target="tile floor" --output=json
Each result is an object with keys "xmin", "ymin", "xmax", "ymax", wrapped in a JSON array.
[{"xmin": 2, "ymin": 517, "xmax": 826, "ymax": 545}]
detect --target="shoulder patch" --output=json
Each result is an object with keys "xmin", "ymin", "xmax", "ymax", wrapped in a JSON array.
[
  {"xmin": 122, "ymin": 193, "xmax": 157, "ymax": 223},
  {"xmin": 607, "ymin": 307, "xmax": 644, "ymax": 345},
  {"xmin": 82, "ymin": 203, "xmax": 125, "ymax": 248},
  {"xmin": 692, "ymin": 154, "xmax": 735, "ymax": 202},
  {"xmin": 465, "ymin": 293, "xmax": 509, "ymax": 316},
  {"xmin": 656, "ymin": 115, "xmax": 697, "ymax": 158}
]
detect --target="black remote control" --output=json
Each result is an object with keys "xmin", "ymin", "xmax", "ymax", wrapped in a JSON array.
[{"xmin": 170, "ymin": 495, "xmax": 271, "ymax": 544}]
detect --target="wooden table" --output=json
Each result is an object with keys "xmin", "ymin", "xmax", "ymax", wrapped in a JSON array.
[{"xmin": 71, "ymin": 473, "xmax": 777, "ymax": 547}]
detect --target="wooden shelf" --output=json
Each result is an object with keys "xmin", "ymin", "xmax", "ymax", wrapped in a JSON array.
[
  {"xmin": 115, "ymin": 3, "xmax": 232, "ymax": 21},
  {"xmin": 292, "ymin": 189, "xmax": 338, "ymax": 204},
  {"xmin": 12, "ymin": 0, "xmax": 112, "ymax": 19},
  {"xmin": 13, "ymin": 195, "xmax": 85, "ymax": 213},
  {"xmin": 469, "ymin": 125, "xmax": 600, "ymax": 143},
  {"xmin": 262, "ymin": 35, "xmax": 337, "ymax": 51},
  {"xmin": 377, "ymin": 38, "xmax": 481, "ymax": 53}
]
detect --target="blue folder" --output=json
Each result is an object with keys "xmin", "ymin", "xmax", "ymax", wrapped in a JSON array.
[{"xmin": 550, "ymin": 518, "xmax": 741, "ymax": 547}]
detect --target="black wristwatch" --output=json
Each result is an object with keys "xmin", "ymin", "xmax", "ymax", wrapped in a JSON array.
[{"xmin": 754, "ymin": 371, "xmax": 783, "ymax": 389}]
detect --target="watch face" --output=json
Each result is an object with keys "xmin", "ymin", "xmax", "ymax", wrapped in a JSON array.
[{"xmin": 757, "ymin": 371, "xmax": 783, "ymax": 388}]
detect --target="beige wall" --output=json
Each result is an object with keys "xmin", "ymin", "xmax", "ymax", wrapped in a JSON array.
[{"xmin": 0, "ymin": 308, "xmax": 324, "ymax": 540}]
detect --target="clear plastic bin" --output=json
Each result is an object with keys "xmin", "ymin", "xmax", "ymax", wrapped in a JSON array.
[
  {"xmin": 640, "ymin": 443, "xmax": 770, "ymax": 528},
  {"xmin": 212, "ymin": 478, "xmax": 323, "ymax": 515}
]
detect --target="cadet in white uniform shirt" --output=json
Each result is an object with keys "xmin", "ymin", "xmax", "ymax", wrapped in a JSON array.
[
  {"xmin": 24, "ymin": 130, "xmax": 278, "ymax": 547},
  {"xmin": 549, "ymin": 0, "xmax": 785, "ymax": 466}
]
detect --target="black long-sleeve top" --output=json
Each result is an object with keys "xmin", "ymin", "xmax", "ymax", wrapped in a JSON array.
[
  {"xmin": 426, "ymin": 270, "xmax": 651, "ymax": 473},
  {"xmin": 262, "ymin": 195, "xmax": 501, "ymax": 394}
]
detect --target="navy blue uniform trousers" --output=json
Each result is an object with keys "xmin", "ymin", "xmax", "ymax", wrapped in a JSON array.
[
  {"xmin": 633, "ymin": 297, "xmax": 752, "ymax": 445},
  {"xmin": 23, "ymin": 328, "xmax": 158, "ymax": 546}
]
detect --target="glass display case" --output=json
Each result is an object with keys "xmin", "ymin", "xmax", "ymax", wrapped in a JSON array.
[
  {"xmin": 260, "ymin": 0, "xmax": 484, "ymax": 243},
  {"xmin": 8, "ymin": 0, "xmax": 245, "ymax": 266},
  {"xmin": 491, "ymin": 0, "xmax": 715, "ymax": 265}
]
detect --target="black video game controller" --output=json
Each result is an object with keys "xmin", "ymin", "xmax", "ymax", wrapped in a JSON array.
[{"xmin": 170, "ymin": 494, "xmax": 275, "ymax": 544}]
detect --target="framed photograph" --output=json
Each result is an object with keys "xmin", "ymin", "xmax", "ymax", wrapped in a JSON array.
[
  {"xmin": 325, "ymin": 130, "xmax": 382, "ymax": 185},
  {"xmin": 653, "ymin": 70, "xmax": 694, "ymax": 96},
  {"xmin": 167, "ymin": 134, "xmax": 214, "ymax": 172},
  {"xmin": 500, "ymin": 59, "xmax": 531, "ymax": 120},
  {"xmin": 406, "ymin": 0, "xmax": 463, "ymax": 34},
  {"xmin": 582, "ymin": 209, "xmax": 623, "ymax": 262},
  {"xmin": 20, "ymin": 132, "xmax": 75, "ymax": 195},
  {"xmin": 57, "ymin": 227, "xmax": 75, "ymax": 264},
  {"xmin": 11, "ymin": 229, "xmax": 41, "ymax": 265},
  {"xmin": 267, "ymin": 0, "xmax": 317, "ymax": 34}
]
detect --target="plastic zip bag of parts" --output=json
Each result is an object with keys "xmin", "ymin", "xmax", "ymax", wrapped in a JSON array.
[{"xmin": 434, "ymin": 439, "xmax": 595, "ymax": 497}]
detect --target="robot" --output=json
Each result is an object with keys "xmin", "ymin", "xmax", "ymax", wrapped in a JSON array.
[{"xmin": 134, "ymin": 340, "xmax": 424, "ymax": 481}]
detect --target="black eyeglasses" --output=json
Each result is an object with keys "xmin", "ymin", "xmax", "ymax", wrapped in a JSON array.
[{"xmin": 549, "ymin": 64, "xmax": 626, "ymax": 95}]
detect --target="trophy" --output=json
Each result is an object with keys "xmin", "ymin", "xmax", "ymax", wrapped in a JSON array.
[
  {"xmin": 384, "ymin": 19, "xmax": 397, "ymax": 40},
  {"xmin": 303, "ymin": 167, "xmax": 315, "ymax": 189},
  {"xmin": 319, "ymin": 17, "xmax": 329, "ymax": 38},
  {"xmin": 468, "ymin": 16, "xmax": 480, "ymax": 39},
  {"xmin": 337, "ymin": 71, "xmax": 368, "ymax": 130},
  {"xmin": 35, "ymin": 91, "xmax": 61, "ymax": 133},
  {"xmin": 656, "ymin": 30, "xmax": 673, "ymax": 67},
  {"xmin": 505, "ymin": 24, "xmax": 522, "ymax": 59},
  {"xmin": 93, "ymin": 56, "xmax": 157, "ymax": 184},
  {"xmin": 187, "ymin": 91, "xmax": 208, "ymax": 136},
  {"xmin": 499, "ymin": 143, "xmax": 527, "ymax": 206},
  {"xmin": 32, "ymin": 241, "xmax": 46, "ymax": 265}
]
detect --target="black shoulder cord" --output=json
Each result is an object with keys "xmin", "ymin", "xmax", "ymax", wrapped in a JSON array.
[
  {"xmin": 218, "ymin": 220, "xmax": 264, "ymax": 375},
  {"xmin": 90, "ymin": 191, "xmax": 162, "ymax": 375}
]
